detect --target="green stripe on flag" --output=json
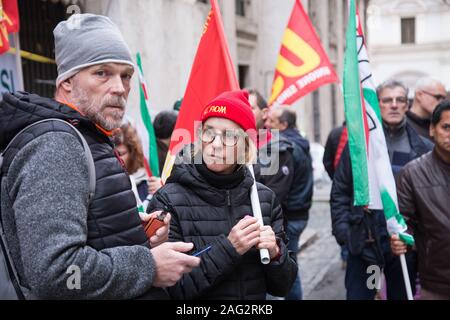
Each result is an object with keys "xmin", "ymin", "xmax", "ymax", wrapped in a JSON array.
[
  {"xmin": 344, "ymin": 0, "xmax": 369, "ymax": 206},
  {"xmin": 380, "ymin": 189, "xmax": 398, "ymax": 220},
  {"xmin": 380, "ymin": 189, "xmax": 415, "ymax": 246},
  {"xmin": 137, "ymin": 53, "xmax": 160, "ymax": 177},
  {"xmin": 399, "ymin": 233, "xmax": 415, "ymax": 246},
  {"xmin": 362, "ymin": 88, "xmax": 381, "ymax": 122}
]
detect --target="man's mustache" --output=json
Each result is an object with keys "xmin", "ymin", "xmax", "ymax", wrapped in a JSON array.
[{"xmin": 102, "ymin": 96, "xmax": 126, "ymax": 110}]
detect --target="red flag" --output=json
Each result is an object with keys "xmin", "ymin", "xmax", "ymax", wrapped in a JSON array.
[
  {"xmin": 161, "ymin": 0, "xmax": 239, "ymax": 181},
  {"xmin": 269, "ymin": 0, "xmax": 338, "ymax": 107},
  {"xmin": 0, "ymin": 1, "xmax": 10, "ymax": 54},
  {"xmin": 3, "ymin": 0, "xmax": 19, "ymax": 33}
]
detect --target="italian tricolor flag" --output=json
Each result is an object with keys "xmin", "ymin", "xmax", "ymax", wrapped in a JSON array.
[
  {"xmin": 343, "ymin": 0, "xmax": 414, "ymax": 246},
  {"xmin": 136, "ymin": 52, "xmax": 160, "ymax": 178}
]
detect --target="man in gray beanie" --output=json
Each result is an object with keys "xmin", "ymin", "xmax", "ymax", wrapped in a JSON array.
[{"xmin": 0, "ymin": 14, "xmax": 199, "ymax": 299}]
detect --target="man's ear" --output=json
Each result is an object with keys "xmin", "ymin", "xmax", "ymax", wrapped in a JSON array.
[
  {"xmin": 60, "ymin": 77, "xmax": 74, "ymax": 93},
  {"xmin": 430, "ymin": 124, "xmax": 435, "ymax": 139}
]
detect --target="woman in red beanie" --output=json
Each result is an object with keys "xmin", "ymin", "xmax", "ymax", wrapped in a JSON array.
[{"xmin": 147, "ymin": 90, "xmax": 297, "ymax": 300}]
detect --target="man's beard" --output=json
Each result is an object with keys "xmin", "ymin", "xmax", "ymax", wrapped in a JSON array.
[{"xmin": 72, "ymin": 86, "xmax": 127, "ymax": 131}]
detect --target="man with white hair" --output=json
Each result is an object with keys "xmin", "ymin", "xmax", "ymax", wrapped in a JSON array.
[
  {"xmin": 0, "ymin": 14, "xmax": 199, "ymax": 299},
  {"xmin": 265, "ymin": 106, "xmax": 313, "ymax": 300},
  {"xmin": 407, "ymin": 77, "xmax": 447, "ymax": 141}
]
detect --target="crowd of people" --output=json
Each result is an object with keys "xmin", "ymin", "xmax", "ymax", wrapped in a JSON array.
[
  {"xmin": 325, "ymin": 77, "xmax": 450, "ymax": 300},
  {"xmin": 0, "ymin": 13, "xmax": 449, "ymax": 300}
]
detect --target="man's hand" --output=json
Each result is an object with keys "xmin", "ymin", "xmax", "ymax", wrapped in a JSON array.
[
  {"xmin": 141, "ymin": 211, "xmax": 171, "ymax": 247},
  {"xmin": 150, "ymin": 242, "xmax": 201, "ymax": 288},
  {"xmin": 256, "ymin": 225, "xmax": 279, "ymax": 259},
  {"xmin": 390, "ymin": 234, "xmax": 407, "ymax": 256},
  {"xmin": 227, "ymin": 216, "xmax": 260, "ymax": 255},
  {"xmin": 148, "ymin": 176, "xmax": 163, "ymax": 194}
]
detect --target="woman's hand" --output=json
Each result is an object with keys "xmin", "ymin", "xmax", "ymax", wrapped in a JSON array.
[
  {"xmin": 256, "ymin": 225, "xmax": 279, "ymax": 260},
  {"xmin": 227, "ymin": 216, "xmax": 260, "ymax": 255},
  {"xmin": 141, "ymin": 211, "xmax": 171, "ymax": 247},
  {"xmin": 148, "ymin": 176, "xmax": 163, "ymax": 194}
]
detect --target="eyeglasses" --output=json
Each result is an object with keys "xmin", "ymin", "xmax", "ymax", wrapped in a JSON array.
[
  {"xmin": 421, "ymin": 90, "xmax": 446, "ymax": 101},
  {"xmin": 379, "ymin": 96, "xmax": 408, "ymax": 105},
  {"xmin": 201, "ymin": 128, "xmax": 243, "ymax": 146}
]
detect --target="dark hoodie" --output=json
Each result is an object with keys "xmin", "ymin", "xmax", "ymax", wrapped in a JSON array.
[
  {"xmin": 147, "ymin": 157, "xmax": 298, "ymax": 300},
  {"xmin": 281, "ymin": 128, "xmax": 314, "ymax": 219}
]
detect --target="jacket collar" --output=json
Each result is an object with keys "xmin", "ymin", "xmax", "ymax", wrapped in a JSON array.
[
  {"xmin": 167, "ymin": 153, "xmax": 254, "ymax": 206},
  {"xmin": 405, "ymin": 122, "xmax": 434, "ymax": 157},
  {"xmin": 383, "ymin": 118, "xmax": 407, "ymax": 138},
  {"xmin": 407, "ymin": 110, "xmax": 430, "ymax": 127},
  {"xmin": 432, "ymin": 148, "xmax": 450, "ymax": 171}
]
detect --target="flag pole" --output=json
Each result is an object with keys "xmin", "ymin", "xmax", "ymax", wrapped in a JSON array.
[
  {"xmin": 13, "ymin": 32, "xmax": 23, "ymax": 91},
  {"xmin": 247, "ymin": 165, "xmax": 270, "ymax": 265},
  {"xmin": 400, "ymin": 253, "xmax": 414, "ymax": 300}
]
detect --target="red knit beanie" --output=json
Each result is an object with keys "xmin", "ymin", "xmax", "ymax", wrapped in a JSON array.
[{"xmin": 200, "ymin": 90, "xmax": 257, "ymax": 143}]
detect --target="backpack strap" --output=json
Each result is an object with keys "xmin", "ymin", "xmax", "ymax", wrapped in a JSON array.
[
  {"xmin": 0, "ymin": 118, "xmax": 96, "ymax": 201},
  {"xmin": 0, "ymin": 226, "xmax": 26, "ymax": 299}
]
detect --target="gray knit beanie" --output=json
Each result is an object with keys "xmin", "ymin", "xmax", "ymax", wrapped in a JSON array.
[{"xmin": 54, "ymin": 14, "xmax": 134, "ymax": 87}]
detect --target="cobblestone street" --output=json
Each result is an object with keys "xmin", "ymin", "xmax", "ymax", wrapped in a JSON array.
[{"xmin": 297, "ymin": 184, "xmax": 346, "ymax": 300}]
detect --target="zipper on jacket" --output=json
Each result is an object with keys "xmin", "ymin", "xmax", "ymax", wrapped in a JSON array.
[
  {"xmin": 225, "ymin": 189, "xmax": 243, "ymax": 299},
  {"xmin": 225, "ymin": 190, "xmax": 233, "ymax": 233}
]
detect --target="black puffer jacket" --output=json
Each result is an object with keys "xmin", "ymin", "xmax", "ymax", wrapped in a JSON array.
[{"xmin": 147, "ymin": 161, "xmax": 297, "ymax": 300}]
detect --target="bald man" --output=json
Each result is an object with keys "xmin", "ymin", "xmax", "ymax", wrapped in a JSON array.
[{"xmin": 407, "ymin": 77, "xmax": 447, "ymax": 141}]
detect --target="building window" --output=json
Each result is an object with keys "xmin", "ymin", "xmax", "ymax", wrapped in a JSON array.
[
  {"xmin": 238, "ymin": 65, "xmax": 249, "ymax": 88},
  {"xmin": 235, "ymin": 0, "xmax": 246, "ymax": 17},
  {"xmin": 401, "ymin": 17, "xmax": 415, "ymax": 44},
  {"xmin": 19, "ymin": 0, "xmax": 70, "ymax": 98}
]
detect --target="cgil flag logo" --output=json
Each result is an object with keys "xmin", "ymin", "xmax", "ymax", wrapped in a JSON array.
[{"xmin": 269, "ymin": 0, "xmax": 338, "ymax": 107}]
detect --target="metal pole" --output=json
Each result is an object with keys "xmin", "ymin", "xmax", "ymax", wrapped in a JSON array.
[{"xmin": 13, "ymin": 33, "xmax": 24, "ymax": 91}]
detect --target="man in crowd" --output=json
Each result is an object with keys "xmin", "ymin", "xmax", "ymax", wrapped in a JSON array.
[
  {"xmin": 323, "ymin": 123, "xmax": 349, "ymax": 267},
  {"xmin": 378, "ymin": 80, "xmax": 434, "ymax": 175},
  {"xmin": 391, "ymin": 101, "xmax": 450, "ymax": 300},
  {"xmin": 265, "ymin": 106, "xmax": 314, "ymax": 300},
  {"xmin": 153, "ymin": 110, "xmax": 178, "ymax": 176},
  {"xmin": 0, "ymin": 14, "xmax": 199, "ymax": 299},
  {"xmin": 248, "ymin": 89, "xmax": 295, "ymax": 214},
  {"xmin": 407, "ymin": 77, "xmax": 446, "ymax": 141},
  {"xmin": 323, "ymin": 122, "xmax": 346, "ymax": 180},
  {"xmin": 330, "ymin": 79, "xmax": 432, "ymax": 300}
]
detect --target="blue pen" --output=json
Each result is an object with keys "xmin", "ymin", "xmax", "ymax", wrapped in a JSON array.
[{"xmin": 192, "ymin": 245, "xmax": 212, "ymax": 257}]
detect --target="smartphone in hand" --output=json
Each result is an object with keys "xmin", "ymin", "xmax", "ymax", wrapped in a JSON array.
[{"xmin": 144, "ymin": 211, "xmax": 168, "ymax": 238}]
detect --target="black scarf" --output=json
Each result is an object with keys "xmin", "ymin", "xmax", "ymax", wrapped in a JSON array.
[{"xmin": 195, "ymin": 162, "xmax": 246, "ymax": 189}]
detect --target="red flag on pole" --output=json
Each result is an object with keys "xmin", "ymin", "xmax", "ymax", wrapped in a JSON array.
[
  {"xmin": 161, "ymin": 0, "xmax": 239, "ymax": 181},
  {"xmin": 269, "ymin": 0, "xmax": 338, "ymax": 107}
]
